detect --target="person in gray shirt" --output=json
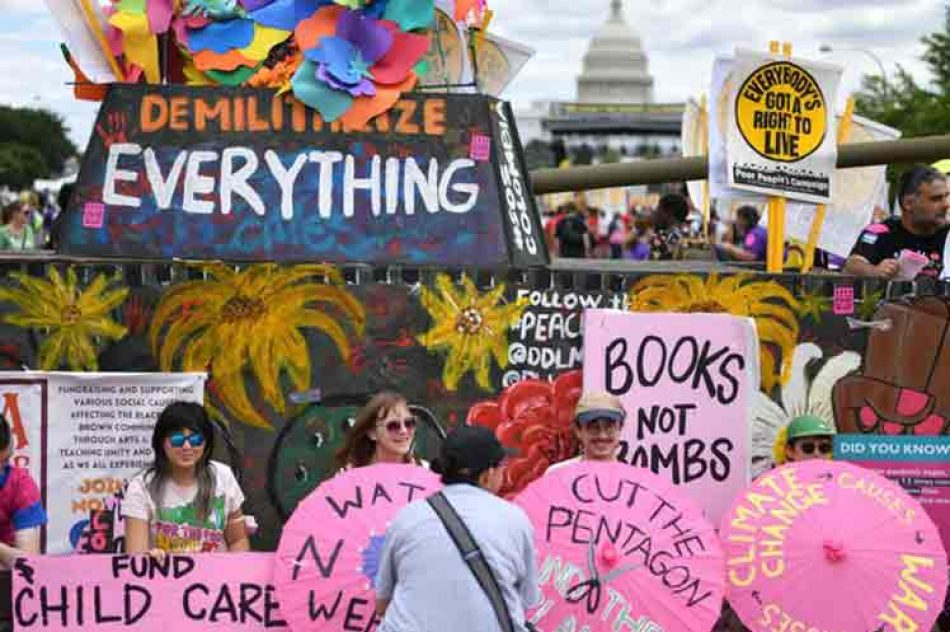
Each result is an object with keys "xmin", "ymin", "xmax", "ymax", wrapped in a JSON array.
[{"xmin": 375, "ymin": 425, "xmax": 541, "ymax": 632}]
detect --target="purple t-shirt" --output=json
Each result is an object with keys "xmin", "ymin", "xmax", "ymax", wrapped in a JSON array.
[{"xmin": 742, "ymin": 226, "xmax": 768, "ymax": 261}]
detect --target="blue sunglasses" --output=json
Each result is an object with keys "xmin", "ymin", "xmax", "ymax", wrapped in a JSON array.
[{"xmin": 168, "ymin": 431, "xmax": 205, "ymax": 448}]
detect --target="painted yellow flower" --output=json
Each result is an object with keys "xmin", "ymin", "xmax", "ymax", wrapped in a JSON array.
[
  {"xmin": 149, "ymin": 263, "xmax": 365, "ymax": 429},
  {"xmin": 0, "ymin": 267, "xmax": 128, "ymax": 370},
  {"xmin": 418, "ymin": 274, "xmax": 526, "ymax": 392},
  {"xmin": 628, "ymin": 274, "xmax": 800, "ymax": 392}
]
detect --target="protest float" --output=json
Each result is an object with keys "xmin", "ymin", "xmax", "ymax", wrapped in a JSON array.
[{"xmin": 0, "ymin": 0, "xmax": 948, "ymax": 631}]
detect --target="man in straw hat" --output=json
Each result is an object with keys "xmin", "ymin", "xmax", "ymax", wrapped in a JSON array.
[{"xmin": 547, "ymin": 391, "xmax": 626, "ymax": 472}]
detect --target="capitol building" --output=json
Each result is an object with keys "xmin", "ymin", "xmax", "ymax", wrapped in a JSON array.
[{"xmin": 517, "ymin": 0, "xmax": 684, "ymax": 164}]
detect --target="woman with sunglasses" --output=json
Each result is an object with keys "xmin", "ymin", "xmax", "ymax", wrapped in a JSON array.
[
  {"xmin": 124, "ymin": 401, "xmax": 249, "ymax": 558},
  {"xmin": 336, "ymin": 392, "xmax": 427, "ymax": 470}
]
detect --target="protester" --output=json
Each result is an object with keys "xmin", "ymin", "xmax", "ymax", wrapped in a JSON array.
[
  {"xmin": 844, "ymin": 165, "xmax": 949, "ymax": 279},
  {"xmin": 715, "ymin": 205, "xmax": 767, "ymax": 262},
  {"xmin": 0, "ymin": 415, "xmax": 46, "ymax": 568},
  {"xmin": 375, "ymin": 425, "xmax": 540, "ymax": 632},
  {"xmin": 546, "ymin": 391, "xmax": 626, "ymax": 472},
  {"xmin": 625, "ymin": 210, "xmax": 652, "ymax": 260},
  {"xmin": 123, "ymin": 401, "xmax": 249, "ymax": 557},
  {"xmin": 607, "ymin": 212, "xmax": 628, "ymax": 259},
  {"xmin": 778, "ymin": 415, "xmax": 836, "ymax": 465},
  {"xmin": 648, "ymin": 193, "xmax": 689, "ymax": 260},
  {"xmin": 542, "ymin": 207, "xmax": 562, "ymax": 255},
  {"xmin": 554, "ymin": 202, "xmax": 590, "ymax": 258},
  {"xmin": 0, "ymin": 202, "xmax": 37, "ymax": 251},
  {"xmin": 335, "ymin": 391, "xmax": 426, "ymax": 470}
]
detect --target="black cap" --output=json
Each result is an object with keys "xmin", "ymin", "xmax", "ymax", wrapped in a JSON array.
[{"xmin": 434, "ymin": 425, "xmax": 518, "ymax": 477}]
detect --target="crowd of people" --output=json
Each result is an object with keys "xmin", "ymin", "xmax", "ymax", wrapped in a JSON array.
[
  {"xmin": 0, "ymin": 186, "xmax": 69, "ymax": 252},
  {"xmin": 543, "ymin": 164, "xmax": 950, "ymax": 280},
  {"xmin": 0, "ymin": 385, "xmax": 856, "ymax": 632}
]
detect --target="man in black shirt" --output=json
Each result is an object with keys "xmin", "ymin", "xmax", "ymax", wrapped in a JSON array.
[
  {"xmin": 554, "ymin": 203, "xmax": 590, "ymax": 258},
  {"xmin": 844, "ymin": 165, "xmax": 949, "ymax": 279}
]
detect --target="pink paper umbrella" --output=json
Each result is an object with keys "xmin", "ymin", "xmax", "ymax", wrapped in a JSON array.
[
  {"xmin": 514, "ymin": 461, "xmax": 725, "ymax": 632},
  {"xmin": 274, "ymin": 464, "xmax": 441, "ymax": 632},
  {"xmin": 721, "ymin": 460, "xmax": 949, "ymax": 632}
]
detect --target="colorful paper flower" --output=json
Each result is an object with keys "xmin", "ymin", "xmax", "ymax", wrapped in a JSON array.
[
  {"xmin": 73, "ymin": 0, "xmax": 434, "ymax": 126},
  {"xmin": 290, "ymin": 2, "xmax": 431, "ymax": 125}
]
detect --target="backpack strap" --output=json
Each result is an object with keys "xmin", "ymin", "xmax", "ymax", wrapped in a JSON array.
[{"xmin": 427, "ymin": 492, "xmax": 516, "ymax": 632}]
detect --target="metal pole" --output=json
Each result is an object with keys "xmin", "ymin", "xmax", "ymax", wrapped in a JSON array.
[{"xmin": 529, "ymin": 134, "xmax": 950, "ymax": 195}]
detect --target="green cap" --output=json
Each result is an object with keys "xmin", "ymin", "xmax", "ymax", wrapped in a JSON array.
[
  {"xmin": 933, "ymin": 159, "xmax": 950, "ymax": 175},
  {"xmin": 786, "ymin": 414, "xmax": 836, "ymax": 441}
]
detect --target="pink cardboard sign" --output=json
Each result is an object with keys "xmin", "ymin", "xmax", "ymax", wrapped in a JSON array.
[
  {"xmin": 833, "ymin": 286, "xmax": 855, "ymax": 316},
  {"xmin": 82, "ymin": 202, "xmax": 105, "ymax": 229},
  {"xmin": 582, "ymin": 309, "xmax": 758, "ymax": 523},
  {"xmin": 469, "ymin": 133, "xmax": 491, "ymax": 161},
  {"xmin": 12, "ymin": 553, "xmax": 286, "ymax": 631}
]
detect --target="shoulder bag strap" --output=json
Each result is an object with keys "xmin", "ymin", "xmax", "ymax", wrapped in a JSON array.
[{"xmin": 427, "ymin": 492, "xmax": 516, "ymax": 632}]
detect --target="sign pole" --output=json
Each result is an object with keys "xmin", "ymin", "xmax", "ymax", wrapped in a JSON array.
[
  {"xmin": 764, "ymin": 41, "xmax": 791, "ymax": 273},
  {"xmin": 699, "ymin": 94, "xmax": 710, "ymax": 238},
  {"xmin": 802, "ymin": 95, "xmax": 855, "ymax": 272}
]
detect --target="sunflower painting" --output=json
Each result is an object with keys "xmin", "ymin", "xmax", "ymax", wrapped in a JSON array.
[
  {"xmin": 418, "ymin": 274, "xmax": 527, "ymax": 392},
  {"xmin": 0, "ymin": 267, "xmax": 129, "ymax": 371},
  {"xmin": 628, "ymin": 274, "xmax": 800, "ymax": 393},
  {"xmin": 149, "ymin": 264, "xmax": 365, "ymax": 429}
]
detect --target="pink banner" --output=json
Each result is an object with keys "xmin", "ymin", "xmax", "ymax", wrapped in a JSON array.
[
  {"xmin": 582, "ymin": 309, "xmax": 758, "ymax": 523},
  {"xmin": 12, "ymin": 553, "xmax": 286, "ymax": 631}
]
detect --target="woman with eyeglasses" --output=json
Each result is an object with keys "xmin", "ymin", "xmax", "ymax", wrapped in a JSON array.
[
  {"xmin": 336, "ymin": 392, "xmax": 427, "ymax": 471},
  {"xmin": 123, "ymin": 401, "xmax": 249, "ymax": 559}
]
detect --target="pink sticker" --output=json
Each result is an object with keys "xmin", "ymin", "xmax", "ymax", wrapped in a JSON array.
[
  {"xmin": 469, "ymin": 133, "xmax": 491, "ymax": 161},
  {"xmin": 833, "ymin": 286, "xmax": 855, "ymax": 316},
  {"xmin": 82, "ymin": 202, "xmax": 105, "ymax": 228}
]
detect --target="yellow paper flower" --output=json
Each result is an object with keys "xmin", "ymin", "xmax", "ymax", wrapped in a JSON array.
[
  {"xmin": 628, "ymin": 274, "xmax": 800, "ymax": 392},
  {"xmin": 149, "ymin": 264, "xmax": 364, "ymax": 429},
  {"xmin": 0, "ymin": 267, "xmax": 129, "ymax": 371},
  {"xmin": 418, "ymin": 274, "xmax": 526, "ymax": 392}
]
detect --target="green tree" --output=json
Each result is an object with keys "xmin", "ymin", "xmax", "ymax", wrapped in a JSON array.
[
  {"xmin": 524, "ymin": 139, "xmax": 555, "ymax": 171},
  {"xmin": 0, "ymin": 143, "xmax": 48, "ymax": 189},
  {"xmin": 0, "ymin": 105, "xmax": 77, "ymax": 188},
  {"xmin": 855, "ymin": 5, "xmax": 950, "ymax": 199}
]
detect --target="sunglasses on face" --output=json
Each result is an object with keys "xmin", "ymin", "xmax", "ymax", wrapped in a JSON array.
[
  {"xmin": 168, "ymin": 431, "xmax": 205, "ymax": 448},
  {"xmin": 380, "ymin": 417, "xmax": 417, "ymax": 434},
  {"xmin": 796, "ymin": 439, "xmax": 832, "ymax": 455},
  {"xmin": 582, "ymin": 419, "xmax": 622, "ymax": 433}
]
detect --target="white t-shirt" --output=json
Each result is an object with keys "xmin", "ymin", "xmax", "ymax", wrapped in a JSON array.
[
  {"xmin": 544, "ymin": 456, "xmax": 582, "ymax": 473},
  {"xmin": 122, "ymin": 460, "xmax": 244, "ymax": 553}
]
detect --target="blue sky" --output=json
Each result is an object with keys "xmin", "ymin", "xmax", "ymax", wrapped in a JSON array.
[{"xmin": 1, "ymin": 0, "xmax": 942, "ymax": 150}]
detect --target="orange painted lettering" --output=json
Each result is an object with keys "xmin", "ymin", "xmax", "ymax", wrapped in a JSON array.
[
  {"xmin": 195, "ymin": 97, "xmax": 231, "ymax": 132},
  {"xmin": 139, "ymin": 94, "xmax": 168, "ymax": 133},
  {"xmin": 291, "ymin": 100, "xmax": 307, "ymax": 132},
  {"xmin": 233, "ymin": 96, "xmax": 246, "ymax": 132},
  {"xmin": 394, "ymin": 100, "xmax": 420, "ymax": 134},
  {"xmin": 247, "ymin": 96, "xmax": 269, "ymax": 132},
  {"xmin": 169, "ymin": 96, "xmax": 189, "ymax": 131},
  {"xmin": 270, "ymin": 94, "xmax": 284, "ymax": 132},
  {"xmin": 424, "ymin": 98, "xmax": 446, "ymax": 135}
]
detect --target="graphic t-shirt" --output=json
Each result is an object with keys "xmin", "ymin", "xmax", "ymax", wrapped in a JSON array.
[
  {"xmin": 0, "ymin": 466, "xmax": 47, "ymax": 546},
  {"xmin": 122, "ymin": 461, "xmax": 244, "ymax": 553},
  {"xmin": 850, "ymin": 217, "xmax": 950, "ymax": 278}
]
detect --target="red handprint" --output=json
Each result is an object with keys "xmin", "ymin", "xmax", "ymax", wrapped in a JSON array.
[{"xmin": 95, "ymin": 111, "xmax": 129, "ymax": 148}]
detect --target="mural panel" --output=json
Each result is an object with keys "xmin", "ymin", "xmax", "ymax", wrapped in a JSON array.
[{"xmin": 1, "ymin": 263, "xmax": 945, "ymax": 551}]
